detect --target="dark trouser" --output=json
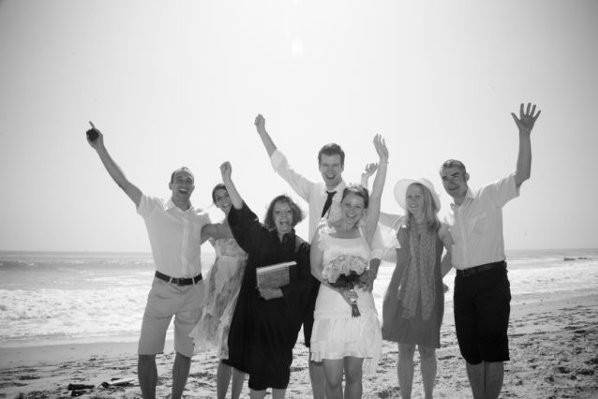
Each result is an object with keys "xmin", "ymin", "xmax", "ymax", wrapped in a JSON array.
[{"xmin": 454, "ymin": 261, "xmax": 511, "ymax": 365}]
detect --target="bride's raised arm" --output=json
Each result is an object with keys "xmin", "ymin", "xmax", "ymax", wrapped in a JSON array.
[{"xmin": 363, "ymin": 134, "xmax": 388, "ymax": 245}]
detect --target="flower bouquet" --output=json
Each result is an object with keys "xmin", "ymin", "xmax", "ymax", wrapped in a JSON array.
[{"xmin": 322, "ymin": 254, "xmax": 369, "ymax": 317}]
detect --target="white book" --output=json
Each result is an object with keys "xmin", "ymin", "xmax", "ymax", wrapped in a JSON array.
[{"xmin": 256, "ymin": 261, "xmax": 297, "ymax": 289}]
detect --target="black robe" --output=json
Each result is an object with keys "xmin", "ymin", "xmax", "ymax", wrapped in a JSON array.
[{"xmin": 223, "ymin": 203, "xmax": 313, "ymax": 390}]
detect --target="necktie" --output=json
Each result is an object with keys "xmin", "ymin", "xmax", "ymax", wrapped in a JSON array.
[{"xmin": 321, "ymin": 191, "xmax": 336, "ymax": 218}]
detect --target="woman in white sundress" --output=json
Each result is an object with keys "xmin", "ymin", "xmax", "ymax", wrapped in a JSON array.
[
  {"xmin": 309, "ymin": 135, "xmax": 388, "ymax": 399},
  {"xmin": 190, "ymin": 183, "xmax": 247, "ymax": 399}
]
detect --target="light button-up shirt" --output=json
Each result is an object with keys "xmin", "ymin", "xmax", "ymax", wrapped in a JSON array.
[
  {"xmin": 137, "ymin": 195, "xmax": 210, "ymax": 278},
  {"xmin": 271, "ymin": 149, "xmax": 345, "ymax": 241},
  {"xmin": 448, "ymin": 174, "xmax": 519, "ymax": 270}
]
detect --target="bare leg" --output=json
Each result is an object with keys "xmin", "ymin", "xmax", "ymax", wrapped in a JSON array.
[
  {"xmin": 322, "ymin": 359, "xmax": 344, "ymax": 399},
  {"xmin": 418, "ymin": 346, "xmax": 436, "ymax": 399},
  {"xmin": 272, "ymin": 388, "xmax": 287, "ymax": 399},
  {"xmin": 398, "ymin": 344, "xmax": 416, "ymax": 399},
  {"xmin": 230, "ymin": 367, "xmax": 246, "ymax": 399},
  {"xmin": 343, "ymin": 357, "xmax": 364, "ymax": 399},
  {"xmin": 465, "ymin": 361, "xmax": 485, "ymax": 399},
  {"xmin": 138, "ymin": 354, "xmax": 157, "ymax": 399},
  {"xmin": 172, "ymin": 352, "xmax": 191, "ymax": 399},
  {"xmin": 309, "ymin": 358, "xmax": 327, "ymax": 399},
  {"xmin": 483, "ymin": 361, "xmax": 504, "ymax": 399},
  {"xmin": 217, "ymin": 361, "xmax": 232, "ymax": 399},
  {"xmin": 249, "ymin": 389, "xmax": 266, "ymax": 399}
]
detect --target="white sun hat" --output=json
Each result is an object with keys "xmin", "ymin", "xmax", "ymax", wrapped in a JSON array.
[{"xmin": 393, "ymin": 178, "xmax": 441, "ymax": 211}]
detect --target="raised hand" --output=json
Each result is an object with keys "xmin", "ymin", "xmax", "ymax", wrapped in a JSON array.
[
  {"xmin": 511, "ymin": 103, "xmax": 541, "ymax": 135},
  {"xmin": 86, "ymin": 121, "xmax": 104, "ymax": 149},
  {"xmin": 220, "ymin": 161, "xmax": 232, "ymax": 182},
  {"xmin": 373, "ymin": 134, "xmax": 388, "ymax": 162},
  {"xmin": 254, "ymin": 114, "xmax": 266, "ymax": 134},
  {"xmin": 361, "ymin": 163, "xmax": 378, "ymax": 179}
]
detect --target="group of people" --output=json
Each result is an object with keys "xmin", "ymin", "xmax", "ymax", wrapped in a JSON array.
[{"xmin": 86, "ymin": 102, "xmax": 540, "ymax": 399}]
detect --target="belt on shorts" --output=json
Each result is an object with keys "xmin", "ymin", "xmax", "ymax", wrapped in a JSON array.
[
  {"xmin": 155, "ymin": 271, "xmax": 202, "ymax": 286},
  {"xmin": 456, "ymin": 261, "xmax": 506, "ymax": 278}
]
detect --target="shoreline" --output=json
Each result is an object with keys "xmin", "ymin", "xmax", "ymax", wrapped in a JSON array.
[{"xmin": 1, "ymin": 291, "xmax": 597, "ymax": 398}]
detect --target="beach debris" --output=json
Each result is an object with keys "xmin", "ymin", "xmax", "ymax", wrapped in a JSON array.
[
  {"xmin": 100, "ymin": 377, "xmax": 135, "ymax": 388},
  {"xmin": 67, "ymin": 383, "xmax": 95, "ymax": 390},
  {"xmin": 67, "ymin": 383, "xmax": 95, "ymax": 397}
]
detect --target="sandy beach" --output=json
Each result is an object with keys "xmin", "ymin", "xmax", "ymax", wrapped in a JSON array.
[{"xmin": 1, "ymin": 289, "xmax": 596, "ymax": 399}]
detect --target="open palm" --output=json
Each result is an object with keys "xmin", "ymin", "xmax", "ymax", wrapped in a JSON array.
[{"xmin": 511, "ymin": 103, "xmax": 541, "ymax": 135}]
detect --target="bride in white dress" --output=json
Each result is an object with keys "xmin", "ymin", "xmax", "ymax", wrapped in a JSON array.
[{"xmin": 310, "ymin": 135, "xmax": 388, "ymax": 399}]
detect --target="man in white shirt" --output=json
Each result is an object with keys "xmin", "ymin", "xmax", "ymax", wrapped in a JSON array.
[
  {"xmin": 254, "ymin": 114, "xmax": 348, "ymax": 399},
  {"xmin": 86, "ymin": 123, "xmax": 210, "ymax": 399},
  {"xmin": 440, "ymin": 103, "xmax": 541, "ymax": 399}
]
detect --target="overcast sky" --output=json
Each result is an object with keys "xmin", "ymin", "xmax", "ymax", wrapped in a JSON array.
[{"xmin": 1, "ymin": 0, "xmax": 597, "ymax": 252}]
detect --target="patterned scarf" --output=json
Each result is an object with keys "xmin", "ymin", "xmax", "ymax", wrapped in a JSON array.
[{"xmin": 397, "ymin": 222, "xmax": 437, "ymax": 320}]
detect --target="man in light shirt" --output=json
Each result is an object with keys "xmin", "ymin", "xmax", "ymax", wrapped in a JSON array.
[
  {"xmin": 440, "ymin": 103, "xmax": 541, "ymax": 399},
  {"xmin": 86, "ymin": 123, "xmax": 210, "ymax": 399}
]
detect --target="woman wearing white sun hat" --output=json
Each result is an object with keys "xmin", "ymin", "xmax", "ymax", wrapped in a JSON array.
[{"xmin": 381, "ymin": 177, "xmax": 453, "ymax": 399}]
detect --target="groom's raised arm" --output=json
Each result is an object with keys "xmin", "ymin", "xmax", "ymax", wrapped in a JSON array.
[
  {"xmin": 85, "ymin": 122, "xmax": 142, "ymax": 207},
  {"xmin": 254, "ymin": 114, "xmax": 314, "ymax": 201}
]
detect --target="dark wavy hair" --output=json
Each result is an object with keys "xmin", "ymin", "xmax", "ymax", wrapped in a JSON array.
[
  {"xmin": 317, "ymin": 143, "xmax": 345, "ymax": 168},
  {"xmin": 211, "ymin": 183, "xmax": 227, "ymax": 203},
  {"xmin": 341, "ymin": 184, "xmax": 369, "ymax": 208},
  {"xmin": 264, "ymin": 195, "xmax": 305, "ymax": 231}
]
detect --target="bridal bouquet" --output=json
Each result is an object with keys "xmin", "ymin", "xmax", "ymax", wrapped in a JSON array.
[{"xmin": 322, "ymin": 255, "xmax": 369, "ymax": 317}]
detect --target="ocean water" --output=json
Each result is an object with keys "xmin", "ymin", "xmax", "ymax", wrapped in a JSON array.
[{"xmin": 1, "ymin": 249, "xmax": 597, "ymax": 348}]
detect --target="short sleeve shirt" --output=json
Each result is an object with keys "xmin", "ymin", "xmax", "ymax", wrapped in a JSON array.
[
  {"xmin": 137, "ymin": 195, "xmax": 210, "ymax": 277},
  {"xmin": 448, "ymin": 174, "xmax": 519, "ymax": 269}
]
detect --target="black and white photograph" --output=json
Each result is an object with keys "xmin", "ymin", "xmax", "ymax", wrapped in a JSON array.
[{"xmin": 0, "ymin": 1, "xmax": 597, "ymax": 398}]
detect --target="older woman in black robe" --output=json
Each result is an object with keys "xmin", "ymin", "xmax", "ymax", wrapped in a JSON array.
[{"xmin": 218, "ymin": 161, "xmax": 317, "ymax": 399}]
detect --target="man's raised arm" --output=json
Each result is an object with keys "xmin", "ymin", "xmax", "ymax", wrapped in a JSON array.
[
  {"xmin": 511, "ymin": 103, "xmax": 541, "ymax": 188},
  {"xmin": 253, "ymin": 114, "xmax": 314, "ymax": 201},
  {"xmin": 86, "ymin": 122, "xmax": 142, "ymax": 207},
  {"xmin": 254, "ymin": 114, "xmax": 277, "ymax": 156}
]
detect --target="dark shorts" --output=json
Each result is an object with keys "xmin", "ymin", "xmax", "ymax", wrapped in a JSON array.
[{"xmin": 454, "ymin": 261, "xmax": 511, "ymax": 365}]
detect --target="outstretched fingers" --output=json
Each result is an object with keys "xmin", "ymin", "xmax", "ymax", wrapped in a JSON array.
[{"xmin": 373, "ymin": 134, "xmax": 388, "ymax": 160}]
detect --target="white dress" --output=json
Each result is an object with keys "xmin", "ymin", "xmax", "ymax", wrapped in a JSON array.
[
  {"xmin": 309, "ymin": 226, "xmax": 382, "ymax": 374},
  {"xmin": 189, "ymin": 237, "xmax": 247, "ymax": 359}
]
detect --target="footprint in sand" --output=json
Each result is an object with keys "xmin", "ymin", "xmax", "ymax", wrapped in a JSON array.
[
  {"xmin": 17, "ymin": 375, "xmax": 40, "ymax": 381},
  {"xmin": 189, "ymin": 371, "xmax": 212, "ymax": 379},
  {"xmin": 376, "ymin": 386, "xmax": 399, "ymax": 398},
  {"xmin": 555, "ymin": 366, "xmax": 571, "ymax": 374},
  {"xmin": 438, "ymin": 355, "xmax": 455, "ymax": 360}
]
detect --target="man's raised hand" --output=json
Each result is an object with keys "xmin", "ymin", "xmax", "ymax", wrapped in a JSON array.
[
  {"xmin": 85, "ymin": 121, "xmax": 103, "ymax": 149},
  {"xmin": 511, "ymin": 103, "xmax": 541, "ymax": 135},
  {"xmin": 254, "ymin": 114, "xmax": 266, "ymax": 134}
]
